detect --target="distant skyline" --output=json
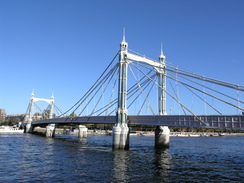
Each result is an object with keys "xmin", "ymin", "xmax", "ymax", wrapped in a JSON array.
[{"xmin": 1, "ymin": 0, "xmax": 244, "ymax": 115}]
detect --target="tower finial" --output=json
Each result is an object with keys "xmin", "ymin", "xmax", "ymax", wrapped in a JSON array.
[
  {"xmin": 159, "ymin": 42, "xmax": 166, "ymax": 61},
  {"xmin": 160, "ymin": 42, "xmax": 164, "ymax": 56},
  {"xmin": 122, "ymin": 28, "xmax": 126, "ymax": 42}
]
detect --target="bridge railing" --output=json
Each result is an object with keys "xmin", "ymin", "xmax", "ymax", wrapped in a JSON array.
[{"xmin": 32, "ymin": 115, "xmax": 244, "ymax": 130}]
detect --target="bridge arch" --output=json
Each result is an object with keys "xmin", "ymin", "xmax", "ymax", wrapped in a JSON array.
[{"xmin": 25, "ymin": 92, "xmax": 54, "ymax": 133}]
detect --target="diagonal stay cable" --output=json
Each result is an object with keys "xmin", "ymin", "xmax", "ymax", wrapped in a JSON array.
[
  {"xmin": 166, "ymin": 74, "xmax": 244, "ymax": 111},
  {"xmin": 95, "ymin": 69, "xmax": 156, "ymax": 116},
  {"xmin": 137, "ymin": 74, "xmax": 157, "ymax": 115},
  {"xmin": 128, "ymin": 62, "xmax": 158, "ymax": 115},
  {"xmin": 128, "ymin": 62, "xmax": 156, "ymax": 115},
  {"xmin": 95, "ymin": 70, "xmax": 156, "ymax": 116},
  {"xmin": 87, "ymin": 65, "xmax": 119, "ymax": 116},
  {"xmin": 76, "ymin": 64, "xmax": 119, "ymax": 117},
  {"xmin": 165, "ymin": 67, "xmax": 244, "ymax": 91},
  {"xmin": 73, "ymin": 60, "xmax": 119, "ymax": 117},
  {"xmin": 106, "ymin": 71, "xmax": 119, "ymax": 116},
  {"xmin": 133, "ymin": 63, "xmax": 207, "ymax": 126},
  {"xmin": 175, "ymin": 73, "xmax": 244, "ymax": 105},
  {"xmin": 130, "ymin": 59, "xmax": 244, "ymax": 112},
  {"xmin": 127, "ymin": 73, "xmax": 157, "ymax": 112},
  {"xmin": 93, "ymin": 70, "xmax": 155, "ymax": 116},
  {"xmin": 128, "ymin": 48, "xmax": 244, "ymax": 90},
  {"xmin": 168, "ymin": 78, "xmax": 187, "ymax": 115},
  {"xmin": 59, "ymin": 50, "xmax": 120, "ymax": 117},
  {"xmin": 168, "ymin": 73, "xmax": 222, "ymax": 115},
  {"xmin": 54, "ymin": 104, "xmax": 64, "ymax": 115}
]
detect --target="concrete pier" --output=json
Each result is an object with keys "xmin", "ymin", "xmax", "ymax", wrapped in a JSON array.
[
  {"xmin": 45, "ymin": 124, "xmax": 56, "ymax": 137},
  {"xmin": 155, "ymin": 126, "xmax": 170, "ymax": 148},
  {"xmin": 112, "ymin": 123, "xmax": 129, "ymax": 150},
  {"xmin": 78, "ymin": 125, "xmax": 88, "ymax": 138},
  {"xmin": 25, "ymin": 123, "xmax": 33, "ymax": 133}
]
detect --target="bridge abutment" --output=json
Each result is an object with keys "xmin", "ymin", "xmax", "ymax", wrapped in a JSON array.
[
  {"xmin": 78, "ymin": 125, "xmax": 88, "ymax": 138},
  {"xmin": 155, "ymin": 126, "xmax": 170, "ymax": 148},
  {"xmin": 45, "ymin": 124, "xmax": 56, "ymax": 138},
  {"xmin": 112, "ymin": 123, "xmax": 130, "ymax": 150}
]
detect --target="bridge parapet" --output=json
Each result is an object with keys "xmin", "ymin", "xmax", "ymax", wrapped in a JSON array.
[
  {"xmin": 128, "ymin": 115, "xmax": 244, "ymax": 130},
  {"xmin": 32, "ymin": 115, "xmax": 244, "ymax": 130},
  {"xmin": 32, "ymin": 116, "xmax": 116, "ymax": 126}
]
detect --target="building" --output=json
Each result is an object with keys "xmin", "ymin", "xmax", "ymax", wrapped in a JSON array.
[
  {"xmin": 6, "ymin": 114, "xmax": 27, "ymax": 122},
  {"xmin": 0, "ymin": 109, "xmax": 6, "ymax": 123}
]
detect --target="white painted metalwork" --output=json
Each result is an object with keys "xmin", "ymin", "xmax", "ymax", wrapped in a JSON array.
[
  {"xmin": 27, "ymin": 92, "xmax": 55, "ymax": 124},
  {"xmin": 158, "ymin": 44, "xmax": 167, "ymax": 115},
  {"xmin": 116, "ymin": 32, "xmax": 128, "ymax": 125},
  {"xmin": 125, "ymin": 45, "xmax": 167, "ymax": 115}
]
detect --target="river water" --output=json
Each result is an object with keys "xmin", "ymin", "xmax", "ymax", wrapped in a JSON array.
[{"xmin": 0, "ymin": 133, "xmax": 244, "ymax": 183}]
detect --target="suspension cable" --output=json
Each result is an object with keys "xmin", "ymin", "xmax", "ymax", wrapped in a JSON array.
[
  {"xmin": 131, "ymin": 61, "xmax": 206, "ymax": 125},
  {"xmin": 129, "ymin": 62, "xmax": 155, "ymax": 115},
  {"xmin": 59, "ymin": 51, "xmax": 120, "ymax": 117},
  {"xmin": 166, "ymin": 74, "xmax": 244, "ymax": 111},
  {"xmin": 76, "ymin": 64, "xmax": 119, "ymax": 117},
  {"xmin": 168, "ymin": 73, "xmax": 222, "ymax": 115},
  {"xmin": 168, "ymin": 78, "xmax": 187, "ymax": 115},
  {"xmin": 176, "ymin": 74, "xmax": 244, "ymax": 105}
]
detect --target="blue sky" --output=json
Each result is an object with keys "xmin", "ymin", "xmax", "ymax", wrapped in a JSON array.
[{"xmin": 0, "ymin": 0, "xmax": 244, "ymax": 115}]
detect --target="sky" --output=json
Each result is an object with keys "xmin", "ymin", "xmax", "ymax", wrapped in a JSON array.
[{"xmin": 0, "ymin": 0, "xmax": 244, "ymax": 115}]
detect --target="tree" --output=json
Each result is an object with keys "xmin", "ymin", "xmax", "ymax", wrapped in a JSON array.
[
  {"xmin": 8, "ymin": 117, "xmax": 20, "ymax": 126},
  {"xmin": 70, "ymin": 112, "xmax": 77, "ymax": 117}
]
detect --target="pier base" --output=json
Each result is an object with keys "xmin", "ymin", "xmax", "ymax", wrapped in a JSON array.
[
  {"xmin": 45, "ymin": 124, "xmax": 56, "ymax": 138},
  {"xmin": 78, "ymin": 125, "xmax": 88, "ymax": 138},
  {"xmin": 155, "ymin": 126, "xmax": 170, "ymax": 148},
  {"xmin": 112, "ymin": 123, "xmax": 130, "ymax": 150},
  {"xmin": 24, "ymin": 123, "xmax": 33, "ymax": 133}
]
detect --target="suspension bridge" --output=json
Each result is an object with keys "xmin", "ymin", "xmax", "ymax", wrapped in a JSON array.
[{"xmin": 23, "ymin": 34, "xmax": 244, "ymax": 150}]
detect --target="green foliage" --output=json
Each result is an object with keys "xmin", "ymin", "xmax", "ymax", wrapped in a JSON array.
[{"xmin": 70, "ymin": 112, "xmax": 77, "ymax": 117}]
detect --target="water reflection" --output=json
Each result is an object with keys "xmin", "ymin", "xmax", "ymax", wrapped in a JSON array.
[
  {"xmin": 111, "ymin": 141, "xmax": 172, "ymax": 182},
  {"xmin": 153, "ymin": 148, "xmax": 171, "ymax": 181},
  {"xmin": 112, "ymin": 151, "xmax": 130, "ymax": 182}
]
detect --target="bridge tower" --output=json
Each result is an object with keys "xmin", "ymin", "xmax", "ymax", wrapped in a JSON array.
[
  {"xmin": 49, "ymin": 94, "xmax": 54, "ymax": 119},
  {"xmin": 25, "ymin": 92, "xmax": 55, "ymax": 133},
  {"xmin": 158, "ymin": 44, "xmax": 167, "ymax": 116},
  {"xmin": 112, "ymin": 33, "xmax": 130, "ymax": 150},
  {"xmin": 155, "ymin": 45, "xmax": 170, "ymax": 148}
]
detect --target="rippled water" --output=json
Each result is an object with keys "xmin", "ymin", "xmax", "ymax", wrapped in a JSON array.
[{"xmin": 0, "ymin": 133, "xmax": 244, "ymax": 182}]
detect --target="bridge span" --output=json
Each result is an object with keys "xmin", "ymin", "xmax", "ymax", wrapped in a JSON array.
[
  {"xmin": 24, "ymin": 34, "xmax": 244, "ymax": 150},
  {"xmin": 32, "ymin": 115, "xmax": 244, "ymax": 130}
]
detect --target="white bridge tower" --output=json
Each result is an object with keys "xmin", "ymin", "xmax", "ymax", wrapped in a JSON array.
[
  {"xmin": 112, "ymin": 33, "xmax": 170, "ymax": 150},
  {"xmin": 25, "ymin": 92, "xmax": 55, "ymax": 133}
]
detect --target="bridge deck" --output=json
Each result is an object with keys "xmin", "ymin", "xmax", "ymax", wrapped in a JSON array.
[{"xmin": 32, "ymin": 115, "xmax": 244, "ymax": 130}]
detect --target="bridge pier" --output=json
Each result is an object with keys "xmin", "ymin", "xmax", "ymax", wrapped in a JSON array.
[
  {"xmin": 45, "ymin": 124, "xmax": 56, "ymax": 138},
  {"xmin": 155, "ymin": 126, "xmax": 170, "ymax": 148},
  {"xmin": 78, "ymin": 125, "xmax": 88, "ymax": 138},
  {"xmin": 112, "ymin": 123, "xmax": 130, "ymax": 150},
  {"xmin": 24, "ymin": 123, "xmax": 33, "ymax": 133}
]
